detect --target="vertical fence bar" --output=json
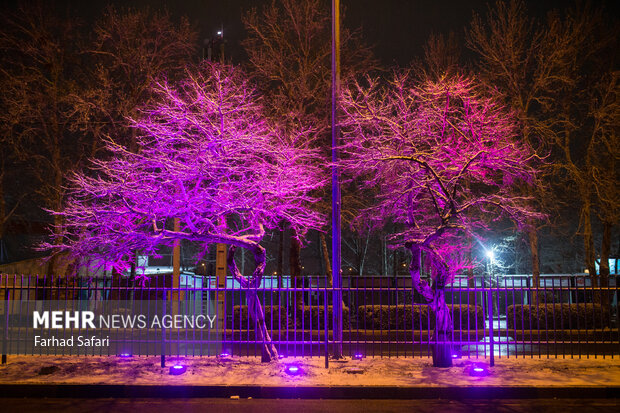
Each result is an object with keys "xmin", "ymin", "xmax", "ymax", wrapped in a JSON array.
[
  {"xmin": 587, "ymin": 275, "xmax": 593, "ymax": 359},
  {"xmin": 616, "ymin": 275, "xmax": 619, "ymax": 358},
  {"xmin": 347, "ymin": 275, "xmax": 352, "ymax": 358},
  {"xmin": 16, "ymin": 275, "xmax": 23, "ymax": 358},
  {"xmin": 324, "ymin": 274, "xmax": 329, "ymax": 368},
  {"xmin": 2, "ymin": 287, "xmax": 8, "ymax": 364},
  {"xmin": 576, "ymin": 276, "xmax": 581, "ymax": 358},
  {"xmin": 487, "ymin": 287, "xmax": 494, "ymax": 367},
  {"xmin": 543, "ymin": 279, "xmax": 548, "ymax": 359},
  {"xmin": 161, "ymin": 277, "xmax": 166, "ymax": 368},
  {"xmin": 597, "ymin": 282, "xmax": 604, "ymax": 359},
  {"xmin": 475, "ymin": 276, "xmax": 480, "ymax": 359},
  {"xmin": 560, "ymin": 277, "xmax": 565, "ymax": 359}
]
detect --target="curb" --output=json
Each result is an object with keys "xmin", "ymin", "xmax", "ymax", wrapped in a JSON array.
[{"xmin": 0, "ymin": 384, "xmax": 618, "ymax": 399}]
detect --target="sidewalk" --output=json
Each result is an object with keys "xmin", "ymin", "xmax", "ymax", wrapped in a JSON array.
[{"xmin": 1, "ymin": 355, "xmax": 619, "ymax": 398}]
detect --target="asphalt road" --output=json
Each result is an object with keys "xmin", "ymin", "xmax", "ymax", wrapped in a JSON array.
[{"xmin": 0, "ymin": 398, "xmax": 617, "ymax": 413}]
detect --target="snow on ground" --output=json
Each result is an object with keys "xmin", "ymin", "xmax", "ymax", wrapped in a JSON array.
[{"xmin": 1, "ymin": 355, "xmax": 619, "ymax": 388}]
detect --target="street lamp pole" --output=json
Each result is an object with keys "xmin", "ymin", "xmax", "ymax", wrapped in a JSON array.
[{"xmin": 331, "ymin": 0, "xmax": 343, "ymax": 358}]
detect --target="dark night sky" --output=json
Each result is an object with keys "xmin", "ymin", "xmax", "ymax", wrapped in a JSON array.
[{"xmin": 2, "ymin": 0, "xmax": 617, "ymax": 66}]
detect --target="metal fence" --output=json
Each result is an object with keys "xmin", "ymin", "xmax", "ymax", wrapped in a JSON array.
[{"xmin": 1, "ymin": 273, "xmax": 618, "ymax": 361}]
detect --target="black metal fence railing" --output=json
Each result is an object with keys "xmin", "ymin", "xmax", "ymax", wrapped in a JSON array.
[{"xmin": 1, "ymin": 273, "xmax": 618, "ymax": 360}]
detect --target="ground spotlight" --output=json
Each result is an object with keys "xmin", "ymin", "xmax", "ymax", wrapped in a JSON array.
[
  {"xmin": 118, "ymin": 353, "xmax": 132, "ymax": 358},
  {"xmin": 353, "ymin": 353, "xmax": 364, "ymax": 360},
  {"xmin": 284, "ymin": 365, "xmax": 302, "ymax": 376},
  {"xmin": 169, "ymin": 364, "xmax": 187, "ymax": 375},
  {"xmin": 469, "ymin": 364, "xmax": 489, "ymax": 377}
]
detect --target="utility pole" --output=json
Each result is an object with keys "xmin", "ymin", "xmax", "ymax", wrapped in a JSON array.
[
  {"xmin": 331, "ymin": 0, "xmax": 343, "ymax": 359},
  {"xmin": 203, "ymin": 26, "xmax": 228, "ymax": 328}
]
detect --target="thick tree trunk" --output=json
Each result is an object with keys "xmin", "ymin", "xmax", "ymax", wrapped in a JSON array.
[
  {"xmin": 433, "ymin": 290, "xmax": 452, "ymax": 332},
  {"xmin": 247, "ymin": 289, "xmax": 277, "ymax": 362},
  {"xmin": 407, "ymin": 243, "xmax": 452, "ymax": 367},
  {"xmin": 431, "ymin": 287, "xmax": 453, "ymax": 367},
  {"xmin": 227, "ymin": 245, "xmax": 278, "ymax": 362}
]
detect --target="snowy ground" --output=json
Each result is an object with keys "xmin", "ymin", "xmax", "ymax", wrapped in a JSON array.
[{"xmin": 1, "ymin": 355, "xmax": 619, "ymax": 388}]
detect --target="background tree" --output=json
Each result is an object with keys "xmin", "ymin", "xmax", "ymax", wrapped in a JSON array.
[
  {"xmin": 242, "ymin": 0, "xmax": 377, "ymax": 305},
  {"xmin": 0, "ymin": 5, "xmax": 198, "ymax": 272},
  {"xmin": 46, "ymin": 63, "xmax": 324, "ymax": 362},
  {"xmin": 77, "ymin": 6, "xmax": 197, "ymax": 154},
  {"xmin": 589, "ymin": 71, "xmax": 619, "ymax": 285},
  {"xmin": 0, "ymin": 115, "xmax": 23, "ymax": 263},
  {"xmin": 0, "ymin": 3, "xmax": 90, "ymax": 274},
  {"xmin": 415, "ymin": 32, "xmax": 464, "ymax": 81},
  {"xmin": 467, "ymin": 0, "xmax": 619, "ymax": 292},
  {"xmin": 547, "ymin": 7, "xmax": 618, "ymax": 290},
  {"xmin": 466, "ymin": 0, "xmax": 565, "ymax": 293},
  {"xmin": 340, "ymin": 73, "xmax": 541, "ymax": 366}
]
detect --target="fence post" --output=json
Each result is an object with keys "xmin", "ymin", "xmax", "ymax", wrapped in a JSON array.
[
  {"xmin": 324, "ymin": 276, "xmax": 329, "ymax": 368},
  {"xmin": 161, "ymin": 287, "xmax": 166, "ymax": 368},
  {"xmin": 487, "ymin": 287, "xmax": 494, "ymax": 367},
  {"xmin": 2, "ymin": 289, "xmax": 9, "ymax": 364}
]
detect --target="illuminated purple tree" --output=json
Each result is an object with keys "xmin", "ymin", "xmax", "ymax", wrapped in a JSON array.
[
  {"xmin": 48, "ymin": 63, "xmax": 325, "ymax": 361},
  {"xmin": 340, "ymin": 73, "xmax": 541, "ymax": 366}
]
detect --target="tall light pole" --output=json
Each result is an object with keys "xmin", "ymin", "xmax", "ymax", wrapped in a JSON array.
[{"xmin": 331, "ymin": 0, "xmax": 343, "ymax": 359}]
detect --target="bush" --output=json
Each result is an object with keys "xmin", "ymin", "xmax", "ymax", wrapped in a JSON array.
[
  {"xmin": 295, "ymin": 305, "xmax": 350, "ymax": 330},
  {"xmin": 506, "ymin": 304, "xmax": 611, "ymax": 330},
  {"xmin": 232, "ymin": 305, "xmax": 350, "ymax": 330},
  {"xmin": 357, "ymin": 304, "xmax": 484, "ymax": 330},
  {"xmin": 232, "ymin": 305, "xmax": 291, "ymax": 329}
]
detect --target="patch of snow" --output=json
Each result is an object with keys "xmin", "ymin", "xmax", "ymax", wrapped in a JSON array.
[{"xmin": 0, "ymin": 355, "xmax": 618, "ymax": 388}]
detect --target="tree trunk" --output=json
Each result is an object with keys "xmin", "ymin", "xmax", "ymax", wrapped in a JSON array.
[
  {"xmin": 527, "ymin": 224, "xmax": 541, "ymax": 306},
  {"xmin": 320, "ymin": 233, "xmax": 332, "ymax": 287},
  {"xmin": 600, "ymin": 221, "xmax": 611, "ymax": 284},
  {"xmin": 599, "ymin": 221, "xmax": 612, "ymax": 308},
  {"xmin": 0, "ymin": 173, "xmax": 5, "ymax": 244},
  {"xmin": 583, "ymin": 202, "xmax": 597, "ymax": 282},
  {"xmin": 227, "ymin": 245, "xmax": 278, "ymax": 362},
  {"xmin": 431, "ymin": 269, "xmax": 453, "ymax": 368},
  {"xmin": 431, "ymin": 287, "xmax": 453, "ymax": 367},
  {"xmin": 277, "ymin": 229, "xmax": 283, "ymax": 288},
  {"xmin": 467, "ymin": 237, "xmax": 476, "ymax": 306},
  {"xmin": 358, "ymin": 232, "xmax": 370, "ymax": 277},
  {"xmin": 582, "ymin": 202, "xmax": 601, "ymax": 306},
  {"xmin": 247, "ymin": 289, "xmax": 277, "ymax": 362},
  {"xmin": 382, "ymin": 236, "xmax": 388, "ymax": 276},
  {"xmin": 290, "ymin": 229, "xmax": 303, "ymax": 309},
  {"xmin": 407, "ymin": 243, "xmax": 452, "ymax": 367},
  {"xmin": 44, "ymin": 213, "xmax": 65, "ymax": 299}
]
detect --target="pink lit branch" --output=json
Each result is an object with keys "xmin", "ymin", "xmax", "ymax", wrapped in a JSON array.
[{"xmin": 45, "ymin": 63, "xmax": 325, "ymax": 361}]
